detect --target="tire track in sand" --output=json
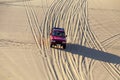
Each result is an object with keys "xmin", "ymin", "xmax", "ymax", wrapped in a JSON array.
[
  {"xmin": 23, "ymin": 0, "xmax": 120, "ymax": 80},
  {"xmin": 42, "ymin": 0, "xmax": 95, "ymax": 80},
  {"xmin": 23, "ymin": 0, "xmax": 54, "ymax": 80},
  {"xmin": 42, "ymin": 0, "xmax": 120, "ymax": 80},
  {"xmin": 101, "ymin": 33, "xmax": 120, "ymax": 50}
]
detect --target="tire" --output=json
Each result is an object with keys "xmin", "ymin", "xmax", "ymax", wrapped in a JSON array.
[
  {"xmin": 50, "ymin": 44, "xmax": 53, "ymax": 48},
  {"xmin": 63, "ymin": 44, "xmax": 66, "ymax": 49}
]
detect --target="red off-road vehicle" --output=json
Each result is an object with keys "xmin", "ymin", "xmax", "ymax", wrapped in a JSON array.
[{"xmin": 50, "ymin": 27, "xmax": 67, "ymax": 49}]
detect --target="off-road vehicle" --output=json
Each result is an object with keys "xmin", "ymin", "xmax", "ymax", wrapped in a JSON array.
[{"xmin": 50, "ymin": 27, "xmax": 67, "ymax": 49}]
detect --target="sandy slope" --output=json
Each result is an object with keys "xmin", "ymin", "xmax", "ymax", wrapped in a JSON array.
[
  {"xmin": 88, "ymin": 9, "xmax": 120, "ymax": 53},
  {"xmin": 0, "ymin": 0, "xmax": 120, "ymax": 80}
]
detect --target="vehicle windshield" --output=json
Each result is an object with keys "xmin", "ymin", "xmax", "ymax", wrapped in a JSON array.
[{"xmin": 52, "ymin": 31, "xmax": 65, "ymax": 37}]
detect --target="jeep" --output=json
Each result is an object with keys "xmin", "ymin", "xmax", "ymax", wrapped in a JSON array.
[{"xmin": 50, "ymin": 27, "xmax": 67, "ymax": 49}]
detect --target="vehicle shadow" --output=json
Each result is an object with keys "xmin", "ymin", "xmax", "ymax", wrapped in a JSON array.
[{"xmin": 63, "ymin": 43, "xmax": 120, "ymax": 64}]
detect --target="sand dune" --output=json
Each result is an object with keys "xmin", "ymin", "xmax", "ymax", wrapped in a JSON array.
[{"xmin": 0, "ymin": 0, "xmax": 120, "ymax": 80}]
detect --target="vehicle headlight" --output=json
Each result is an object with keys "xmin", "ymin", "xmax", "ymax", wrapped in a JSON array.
[{"xmin": 51, "ymin": 40, "xmax": 56, "ymax": 42}]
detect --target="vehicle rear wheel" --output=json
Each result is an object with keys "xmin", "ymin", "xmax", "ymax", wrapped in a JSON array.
[{"xmin": 63, "ymin": 44, "xmax": 66, "ymax": 49}]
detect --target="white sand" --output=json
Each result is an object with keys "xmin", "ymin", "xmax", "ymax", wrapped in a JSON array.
[{"xmin": 0, "ymin": 0, "xmax": 120, "ymax": 80}]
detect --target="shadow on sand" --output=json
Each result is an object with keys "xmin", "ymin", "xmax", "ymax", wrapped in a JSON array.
[{"xmin": 61, "ymin": 43, "xmax": 120, "ymax": 64}]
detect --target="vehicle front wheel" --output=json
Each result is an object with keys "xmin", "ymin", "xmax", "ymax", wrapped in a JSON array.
[{"xmin": 50, "ymin": 44, "xmax": 53, "ymax": 48}]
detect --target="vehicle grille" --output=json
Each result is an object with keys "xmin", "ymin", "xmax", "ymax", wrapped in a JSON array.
[{"xmin": 56, "ymin": 40, "xmax": 62, "ymax": 44}]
